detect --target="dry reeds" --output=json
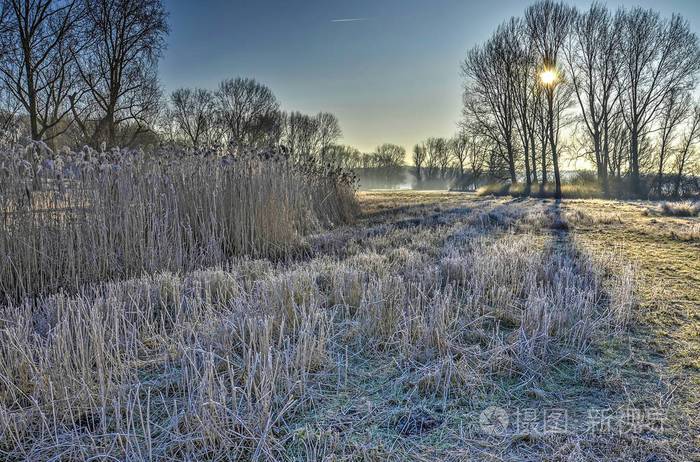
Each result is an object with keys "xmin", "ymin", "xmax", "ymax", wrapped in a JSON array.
[{"xmin": 0, "ymin": 143, "xmax": 357, "ymax": 302}]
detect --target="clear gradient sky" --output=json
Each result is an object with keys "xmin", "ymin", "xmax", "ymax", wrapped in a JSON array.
[{"xmin": 160, "ymin": 0, "xmax": 700, "ymax": 155}]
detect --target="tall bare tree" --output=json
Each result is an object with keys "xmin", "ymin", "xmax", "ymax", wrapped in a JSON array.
[
  {"xmin": 0, "ymin": 0, "xmax": 81, "ymax": 142},
  {"xmin": 564, "ymin": 3, "xmax": 621, "ymax": 194},
  {"xmin": 462, "ymin": 24, "xmax": 520, "ymax": 183},
  {"xmin": 317, "ymin": 112, "xmax": 342, "ymax": 162},
  {"xmin": 170, "ymin": 88, "xmax": 216, "ymax": 149},
  {"xmin": 0, "ymin": 84, "xmax": 21, "ymax": 141},
  {"xmin": 374, "ymin": 143, "xmax": 405, "ymax": 168},
  {"xmin": 424, "ymin": 138, "xmax": 440, "ymax": 178},
  {"xmin": 71, "ymin": 0, "xmax": 168, "ymax": 148},
  {"xmin": 526, "ymin": 0, "xmax": 575, "ymax": 198},
  {"xmin": 654, "ymin": 88, "xmax": 690, "ymax": 195},
  {"xmin": 286, "ymin": 111, "xmax": 319, "ymax": 161},
  {"xmin": 323, "ymin": 144, "xmax": 361, "ymax": 169},
  {"xmin": 450, "ymin": 133, "xmax": 468, "ymax": 176},
  {"xmin": 217, "ymin": 77, "xmax": 280, "ymax": 150},
  {"xmin": 412, "ymin": 142, "xmax": 427, "ymax": 181},
  {"xmin": 672, "ymin": 102, "xmax": 700, "ymax": 197},
  {"xmin": 504, "ymin": 17, "xmax": 536, "ymax": 190},
  {"xmin": 618, "ymin": 8, "xmax": 700, "ymax": 195}
]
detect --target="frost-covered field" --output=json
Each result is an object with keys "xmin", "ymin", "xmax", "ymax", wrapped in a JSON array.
[{"xmin": 1, "ymin": 188, "xmax": 698, "ymax": 460}]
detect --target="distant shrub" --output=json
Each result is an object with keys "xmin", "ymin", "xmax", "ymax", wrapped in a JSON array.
[
  {"xmin": 568, "ymin": 170, "xmax": 598, "ymax": 185},
  {"xmin": 477, "ymin": 181, "xmax": 604, "ymax": 199},
  {"xmin": 476, "ymin": 183, "xmax": 511, "ymax": 196},
  {"xmin": 659, "ymin": 201, "xmax": 700, "ymax": 217}
]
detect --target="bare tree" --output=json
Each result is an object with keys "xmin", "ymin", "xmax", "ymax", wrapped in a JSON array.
[
  {"xmin": 450, "ymin": 133, "xmax": 468, "ymax": 176},
  {"xmin": 468, "ymin": 134, "xmax": 488, "ymax": 182},
  {"xmin": 654, "ymin": 88, "xmax": 690, "ymax": 195},
  {"xmin": 532, "ymin": 84, "xmax": 549, "ymax": 187},
  {"xmin": 672, "ymin": 102, "xmax": 700, "ymax": 197},
  {"xmin": 462, "ymin": 24, "xmax": 519, "ymax": 183},
  {"xmin": 0, "ymin": 0, "xmax": 81, "ymax": 142},
  {"xmin": 412, "ymin": 142, "xmax": 427, "ymax": 181},
  {"xmin": 618, "ymin": 8, "xmax": 700, "ymax": 195},
  {"xmin": 526, "ymin": 0, "xmax": 575, "ymax": 198},
  {"xmin": 317, "ymin": 112, "xmax": 342, "ymax": 162},
  {"xmin": 170, "ymin": 88, "xmax": 216, "ymax": 149},
  {"xmin": 217, "ymin": 77, "xmax": 280, "ymax": 150},
  {"xmin": 424, "ymin": 138, "xmax": 440, "ymax": 178},
  {"xmin": 605, "ymin": 107, "xmax": 627, "ymax": 179},
  {"xmin": 323, "ymin": 144, "xmax": 361, "ymax": 169},
  {"xmin": 0, "ymin": 84, "xmax": 21, "ymax": 142},
  {"xmin": 525, "ymin": 69, "xmax": 540, "ymax": 185},
  {"xmin": 374, "ymin": 143, "xmax": 405, "ymax": 168},
  {"xmin": 283, "ymin": 111, "xmax": 310, "ymax": 160},
  {"xmin": 424, "ymin": 137, "xmax": 450, "ymax": 178},
  {"xmin": 504, "ymin": 17, "xmax": 536, "ymax": 190},
  {"xmin": 564, "ymin": 3, "xmax": 621, "ymax": 194},
  {"xmin": 71, "ymin": 0, "xmax": 168, "ymax": 148},
  {"xmin": 459, "ymin": 122, "xmax": 489, "ymax": 188}
]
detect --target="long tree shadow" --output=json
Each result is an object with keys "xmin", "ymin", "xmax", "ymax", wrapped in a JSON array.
[{"xmin": 531, "ymin": 198, "xmax": 684, "ymax": 456}]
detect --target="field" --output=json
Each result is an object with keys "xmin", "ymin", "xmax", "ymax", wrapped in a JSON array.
[{"xmin": 1, "ymin": 190, "xmax": 699, "ymax": 461}]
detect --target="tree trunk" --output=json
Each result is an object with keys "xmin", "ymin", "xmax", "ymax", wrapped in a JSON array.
[
  {"xmin": 629, "ymin": 124, "xmax": 641, "ymax": 196},
  {"xmin": 673, "ymin": 170, "xmax": 682, "ymax": 198},
  {"xmin": 507, "ymin": 141, "xmax": 517, "ymax": 185},
  {"xmin": 547, "ymin": 89, "xmax": 561, "ymax": 199},
  {"xmin": 601, "ymin": 118, "xmax": 610, "ymax": 197},
  {"xmin": 530, "ymin": 133, "xmax": 538, "ymax": 183},
  {"xmin": 523, "ymin": 129, "xmax": 531, "ymax": 193},
  {"xmin": 656, "ymin": 164, "xmax": 664, "ymax": 197},
  {"xmin": 540, "ymin": 140, "xmax": 547, "ymax": 194},
  {"xmin": 673, "ymin": 154, "xmax": 687, "ymax": 198}
]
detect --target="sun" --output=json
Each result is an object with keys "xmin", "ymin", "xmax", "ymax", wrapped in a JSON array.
[{"xmin": 540, "ymin": 69, "xmax": 557, "ymax": 86}]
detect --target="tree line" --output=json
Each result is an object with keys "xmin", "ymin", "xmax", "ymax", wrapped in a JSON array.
[
  {"xmin": 462, "ymin": 1, "xmax": 700, "ymax": 198},
  {"xmin": 162, "ymin": 78, "xmax": 410, "ymax": 169}
]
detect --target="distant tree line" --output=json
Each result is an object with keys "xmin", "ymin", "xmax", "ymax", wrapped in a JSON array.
[{"xmin": 462, "ymin": 1, "xmax": 700, "ymax": 198}]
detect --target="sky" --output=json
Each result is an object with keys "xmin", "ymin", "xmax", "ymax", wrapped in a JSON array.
[{"xmin": 160, "ymin": 0, "xmax": 700, "ymax": 155}]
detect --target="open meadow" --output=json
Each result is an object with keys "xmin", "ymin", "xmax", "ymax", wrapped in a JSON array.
[
  {"xmin": 2, "ymin": 0, "xmax": 700, "ymax": 459},
  {"xmin": 2, "ymin": 187, "xmax": 698, "ymax": 461}
]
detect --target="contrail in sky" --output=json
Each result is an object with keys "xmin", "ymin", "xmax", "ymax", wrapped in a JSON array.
[{"xmin": 331, "ymin": 18, "xmax": 372, "ymax": 23}]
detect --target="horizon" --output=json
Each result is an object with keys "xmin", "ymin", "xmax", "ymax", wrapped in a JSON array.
[{"xmin": 161, "ymin": 0, "xmax": 700, "ymax": 158}]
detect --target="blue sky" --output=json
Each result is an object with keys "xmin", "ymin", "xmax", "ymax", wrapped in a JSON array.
[{"xmin": 160, "ymin": 0, "xmax": 700, "ymax": 154}]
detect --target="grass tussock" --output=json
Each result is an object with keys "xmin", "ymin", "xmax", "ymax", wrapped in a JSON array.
[{"xmin": 0, "ymin": 142, "xmax": 357, "ymax": 302}]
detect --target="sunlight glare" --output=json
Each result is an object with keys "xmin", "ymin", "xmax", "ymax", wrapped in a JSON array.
[{"xmin": 540, "ymin": 69, "xmax": 557, "ymax": 86}]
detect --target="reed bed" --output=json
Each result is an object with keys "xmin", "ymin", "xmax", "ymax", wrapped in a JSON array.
[{"xmin": 0, "ymin": 143, "xmax": 357, "ymax": 302}]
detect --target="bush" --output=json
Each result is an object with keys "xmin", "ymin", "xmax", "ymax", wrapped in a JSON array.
[
  {"xmin": 476, "ymin": 182, "xmax": 511, "ymax": 196},
  {"xmin": 477, "ymin": 181, "xmax": 604, "ymax": 199},
  {"xmin": 659, "ymin": 201, "xmax": 700, "ymax": 217}
]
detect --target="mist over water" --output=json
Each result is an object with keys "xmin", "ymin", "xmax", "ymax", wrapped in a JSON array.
[{"xmin": 355, "ymin": 167, "xmax": 455, "ymax": 191}]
